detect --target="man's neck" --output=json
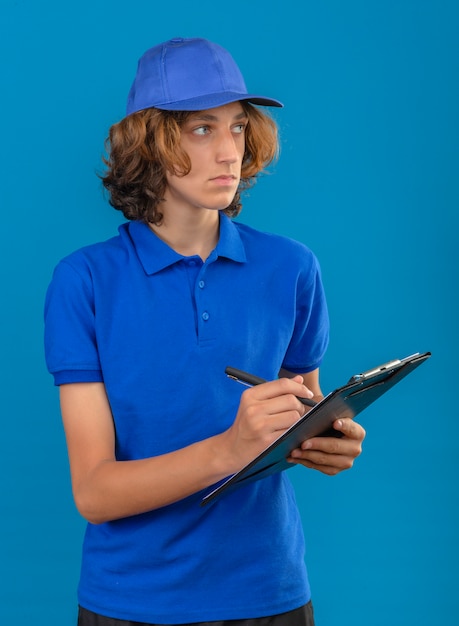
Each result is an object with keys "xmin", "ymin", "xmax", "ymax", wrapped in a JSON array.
[{"xmin": 149, "ymin": 208, "xmax": 220, "ymax": 261}]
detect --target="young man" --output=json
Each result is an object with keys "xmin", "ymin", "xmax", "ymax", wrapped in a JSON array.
[{"xmin": 44, "ymin": 37, "xmax": 365, "ymax": 626}]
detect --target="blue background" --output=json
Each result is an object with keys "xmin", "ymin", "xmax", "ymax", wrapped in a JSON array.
[{"xmin": 1, "ymin": 1, "xmax": 457, "ymax": 624}]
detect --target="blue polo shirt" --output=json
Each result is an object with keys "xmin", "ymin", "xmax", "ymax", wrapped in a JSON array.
[{"xmin": 44, "ymin": 213, "xmax": 329, "ymax": 623}]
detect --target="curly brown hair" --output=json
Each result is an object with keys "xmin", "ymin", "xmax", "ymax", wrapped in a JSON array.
[{"xmin": 101, "ymin": 102, "xmax": 279, "ymax": 224}]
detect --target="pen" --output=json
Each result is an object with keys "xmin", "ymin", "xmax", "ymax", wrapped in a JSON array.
[{"xmin": 225, "ymin": 366, "xmax": 318, "ymax": 408}]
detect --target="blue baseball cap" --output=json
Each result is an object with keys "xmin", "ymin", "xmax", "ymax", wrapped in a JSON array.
[{"xmin": 126, "ymin": 37, "xmax": 283, "ymax": 115}]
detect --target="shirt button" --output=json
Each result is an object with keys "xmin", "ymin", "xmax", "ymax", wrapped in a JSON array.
[
  {"xmin": 188, "ymin": 260, "xmax": 196, "ymax": 266},
  {"xmin": 202, "ymin": 311, "xmax": 210, "ymax": 321},
  {"xmin": 198, "ymin": 280, "xmax": 205, "ymax": 289}
]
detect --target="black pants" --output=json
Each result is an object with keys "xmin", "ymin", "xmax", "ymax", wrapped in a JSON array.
[{"xmin": 77, "ymin": 602, "xmax": 315, "ymax": 626}]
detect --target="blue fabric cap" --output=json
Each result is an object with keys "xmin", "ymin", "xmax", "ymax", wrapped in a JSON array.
[{"xmin": 126, "ymin": 37, "xmax": 283, "ymax": 114}]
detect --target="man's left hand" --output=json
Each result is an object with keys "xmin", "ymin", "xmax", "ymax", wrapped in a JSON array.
[{"xmin": 288, "ymin": 418, "xmax": 366, "ymax": 475}]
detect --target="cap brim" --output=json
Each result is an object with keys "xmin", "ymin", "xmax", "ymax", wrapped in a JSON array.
[{"xmin": 137, "ymin": 91, "xmax": 283, "ymax": 113}]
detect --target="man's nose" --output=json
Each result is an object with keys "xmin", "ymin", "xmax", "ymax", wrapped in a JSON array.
[{"xmin": 216, "ymin": 131, "xmax": 240, "ymax": 163}]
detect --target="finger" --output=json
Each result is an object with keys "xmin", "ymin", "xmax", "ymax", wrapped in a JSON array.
[
  {"xmin": 298, "ymin": 434, "xmax": 363, "ymax": 460},
  {"xmin": 269, "ymin": 410, "xmax": 307, "ymax": 433},
  {"xmin": 291, "ymin": 446, "xmax": 356, "ymax": 467},
  {"xmin": 244, "ymin": 398, "xmax": 306, "ymax": 433},
  {"xmin": 244, "ymin": 377, "xmax": 314, "ymax": 403},
  {"xmin": 332, "ymin": 418, "xmax": 366, "ymax": 441},
  {"xmin": 287, "ymin": 455, "xmax": 348, "ymax": 476},
  {"xmin": 242, "ymin": 387, "xmax": 306, "ymax": 416}
]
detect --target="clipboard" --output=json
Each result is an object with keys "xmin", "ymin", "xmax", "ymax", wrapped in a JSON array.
[{"xmin": 201, "ymin": 351, "xmax": 431, "ymax": 506}]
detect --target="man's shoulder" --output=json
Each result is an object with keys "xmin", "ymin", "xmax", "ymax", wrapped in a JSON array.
[
  {"xmin": 232, "ymin": 220, "xmax": 317, "ymax": 262},
  {"xmin": 56, "ymin": 223, "xmax": 130, "ymax": 273}
]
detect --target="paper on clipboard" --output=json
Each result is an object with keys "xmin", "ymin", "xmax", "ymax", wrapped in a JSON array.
[{"xmin": 201, "ymin": 351, "xmax": 431, "ymax": 506}]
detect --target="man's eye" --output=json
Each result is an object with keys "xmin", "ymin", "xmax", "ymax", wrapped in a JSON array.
[
  {"xmin": 193, "ymin": 126, "xmax": 210, "ymax": 136},
  {"xmin": 233, "ymin": 124, "xmax": 246, "ymax": 134}
]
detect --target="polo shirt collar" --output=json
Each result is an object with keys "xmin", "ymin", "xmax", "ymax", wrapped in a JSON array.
[{"xmin": 127, "ymin": 212, "xmax": 246, "ymax": 275}]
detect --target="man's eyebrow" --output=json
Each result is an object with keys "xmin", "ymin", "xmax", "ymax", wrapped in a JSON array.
[{"xmin": 188, "ymin": 111, "xmax": 248, "ymax": 122}]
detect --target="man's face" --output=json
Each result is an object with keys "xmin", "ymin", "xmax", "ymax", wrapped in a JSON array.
[{"xmin": 163, "ymin": 101, "xmax": 247, "ymax": 213}]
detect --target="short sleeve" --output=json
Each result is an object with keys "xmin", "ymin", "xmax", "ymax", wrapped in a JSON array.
[
  {"xmin": 44, "ymin": 258, "xmax": 103, "ymax": 385},
  {"xmin": 281, "ymin": 253, "xmax": 330, "ymax": 373}
]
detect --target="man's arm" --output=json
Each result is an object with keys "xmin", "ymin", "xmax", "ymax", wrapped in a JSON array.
[{"xmin": 60, "ymin": 375, "xmax": 312, "ymax": 524}]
